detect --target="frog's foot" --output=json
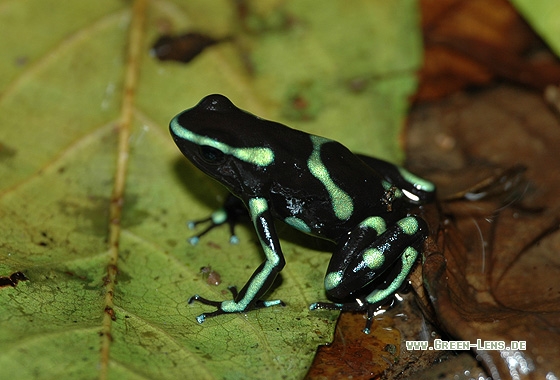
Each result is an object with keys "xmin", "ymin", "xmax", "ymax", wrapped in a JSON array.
[
  {"xmin": 187, "ymin": 195, "xmax": 249, "ymax": 245},
  {"xmin": 187, "ymin": 294, "xmax": 225, "ymax": 323},
  {"xmin": 310, "ymin": 298, "xmax": 393, "ymax": 334},
  {"xmin": 187, "ymin": 211, "xmax": 239, "ymax": 245},
  {"xmin": 188, "ymin": 286, "xmax": 285, "ymax": 324}
]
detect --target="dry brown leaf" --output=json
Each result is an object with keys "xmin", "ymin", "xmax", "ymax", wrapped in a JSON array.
[
  {"xmin": 417, "ymin": 0, "xmax": 560, "ymax": 100},
  {"xmin": 409, "ymin": 85, "xmax": 560, "ymax": 379}
]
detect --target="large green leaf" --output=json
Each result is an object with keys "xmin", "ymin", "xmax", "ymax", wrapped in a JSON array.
[{"xmin": 0, "ymin": 0, "xmax": 422, "ymax": 378}]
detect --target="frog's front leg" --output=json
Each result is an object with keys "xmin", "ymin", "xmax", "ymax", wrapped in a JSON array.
[
  {"xmin": 310, "ymin": 215, "xmax": 428, "ymax": 333},
  {"xmin": 188, "ymin": 197, "xmax": 286, "ymax": 323}
]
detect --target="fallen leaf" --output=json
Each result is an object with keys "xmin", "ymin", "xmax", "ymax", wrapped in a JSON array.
[
  {"xmin": 409, "ymin": 85, "xmax": 560, "ymax": 379},
  {"xmin": 417, "ymin": 0, "xmax": 560, "ymax": 100}
]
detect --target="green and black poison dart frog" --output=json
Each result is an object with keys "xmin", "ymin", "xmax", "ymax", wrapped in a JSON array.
[{"xmin": 169, "ymin": 94, "xmax": 435, "ymax": 333}]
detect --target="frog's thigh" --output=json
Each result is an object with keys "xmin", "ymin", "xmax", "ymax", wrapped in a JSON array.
[{"xmin": 324, "ymin": 216, "xmax": 426, "ymax": 301}]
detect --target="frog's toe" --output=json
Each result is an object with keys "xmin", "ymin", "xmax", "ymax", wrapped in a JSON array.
[
  {"xmin": 188, "ymin": 294, "xmax": 222, "ymax": 307},
  {"xmin": 257, "ymin": 299, "xmax": 285, "ymax": 308}
]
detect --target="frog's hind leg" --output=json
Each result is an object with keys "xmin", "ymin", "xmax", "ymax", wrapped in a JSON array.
[{"xmin": 310, "ymin": 216, "xmax": 426, "ymax": 333}]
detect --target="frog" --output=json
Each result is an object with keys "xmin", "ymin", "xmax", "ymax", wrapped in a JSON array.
[{"xmin": 169, "ymin": 94, "xmax": 435, "ymax": 333}]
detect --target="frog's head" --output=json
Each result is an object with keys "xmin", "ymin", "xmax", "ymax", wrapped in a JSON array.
[{"xmin": 169, "ymin": 94, "xmax": 278, "ymax": 193}]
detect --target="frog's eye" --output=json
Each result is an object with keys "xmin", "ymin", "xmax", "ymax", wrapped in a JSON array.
[{"xmin": 199, "ymin": 145, "xmax": 225, "ymax": 164}]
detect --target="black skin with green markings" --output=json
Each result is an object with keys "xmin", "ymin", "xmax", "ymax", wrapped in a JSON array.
[{"xmin": 170, "ymin": 94, "xmax": 435, "ymax": 333}]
